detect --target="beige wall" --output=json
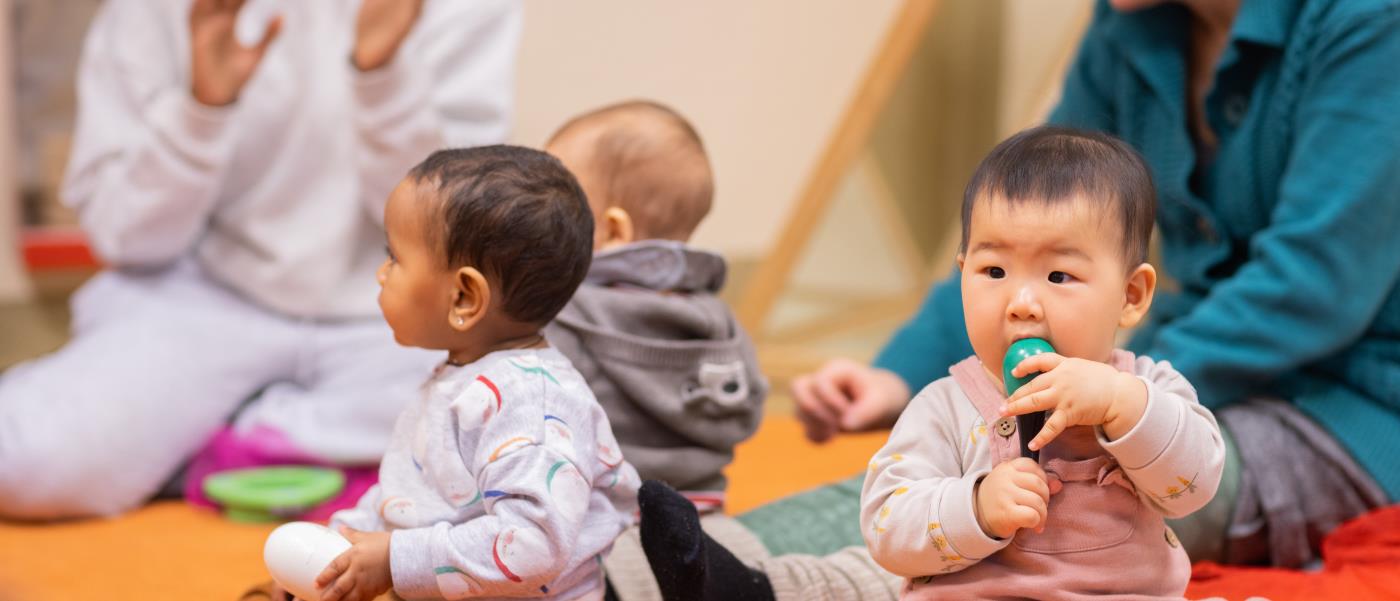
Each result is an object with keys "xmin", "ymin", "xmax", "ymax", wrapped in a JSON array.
[
  {"xmin": 999, "ymin": 0, "xmax": 1093, "ymax": 135},
  {"xmin": 0, "ymin": 0, "xmax": 1093, "ymax": 298},
  {"xmin": 510, "ymin": 0, "xmax": 903, "ymax": 257},
  {"xmin": 512, "ymin": 1, "xmax": 1092, "ymax": 263}
]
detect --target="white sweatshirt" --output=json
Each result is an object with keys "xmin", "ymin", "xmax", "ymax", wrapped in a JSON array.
[
  {"xmin": 331, "ymin": 348, "xmax": 640, "ymax": 600},
  {"xmin": 62, "ymin": 0, "xmax": 521, "ymax": 318}
]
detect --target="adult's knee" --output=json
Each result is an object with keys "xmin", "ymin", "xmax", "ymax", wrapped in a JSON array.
[{"xmin": 0, "ymin": 434, "xmax": 149, "ymax": 520}]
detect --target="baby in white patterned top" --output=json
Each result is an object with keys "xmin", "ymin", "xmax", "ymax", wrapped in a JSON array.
[{"xmin": 307, "ymin": 145, "xmax": 639, "ymax": 601}]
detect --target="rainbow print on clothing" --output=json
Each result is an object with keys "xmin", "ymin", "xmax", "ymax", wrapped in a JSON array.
[{"xmin": 508, "ymin": 355, "xmax": 560, "ymax": 385}]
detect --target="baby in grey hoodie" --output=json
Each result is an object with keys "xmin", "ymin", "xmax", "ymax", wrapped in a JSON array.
[{"xmin": 543, "ymin": 101, "xmax": 768, "ymax": 514}]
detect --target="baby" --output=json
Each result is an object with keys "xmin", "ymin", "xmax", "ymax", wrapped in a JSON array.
[
  {"xmin": 542, "ymin": 100, "xmax": 767, "ymax": 512},
  {"xmin": 860, "ymin": 126, "xmax": 1226, "ymax": 598},
  {"xmin": 307, "ymin": 146, "xmax": 639, "ymax": 601}
]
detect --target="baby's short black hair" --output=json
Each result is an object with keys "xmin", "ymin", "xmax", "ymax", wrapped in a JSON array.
[
  {"xmin": 409, "ymin": 145, "xmax": 593, "ymax": 325},
  {"xmin": 960, "ymin": 126, "xmax": 1157, "ymax": 266}
]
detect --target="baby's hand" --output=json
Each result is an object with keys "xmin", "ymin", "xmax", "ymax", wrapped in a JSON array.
[
  {"xmin": 1000, "ymin": 354, "xmax": 1147, "ymax": 450},
  {"xmin": 974, "ymin": 458, "xmax": 1057, "ymax": 539},
  {"xmin": 352, "ymin": 0, "xmax": 424, "ymax": 71},
  {"xmin": 315, "ymin": 527, "xmax": 393, "ymax": 601},
  {"xmin": 267, "ymin": 582, "xmax": 292, "ymax": 600}
]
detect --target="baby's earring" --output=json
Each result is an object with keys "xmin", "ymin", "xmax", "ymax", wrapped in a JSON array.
[{"xmin": 456, "ymin": 316, "xmax": 465, "ymax": 325}]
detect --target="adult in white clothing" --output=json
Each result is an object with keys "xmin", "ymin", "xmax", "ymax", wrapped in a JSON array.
[{"xmin": 0, "ymin": 0, "xmax": 521, "ymax": 519}]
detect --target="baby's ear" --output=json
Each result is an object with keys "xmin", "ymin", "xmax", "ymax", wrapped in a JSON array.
[
  {"xmin": 1119, "ymin": 262, "xmax": 1157, "ymax": 329},
  {"xmin": 448, "ymin": 266, "xmax": 490, "ymax": 331},
  {"xmin": 599, "ymin": 206, "xmax": 635, "ymax": 250}
]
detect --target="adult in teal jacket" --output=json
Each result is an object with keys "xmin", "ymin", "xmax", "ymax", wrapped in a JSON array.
[{"xmin": 782, "ymin": 0, "xmax": 1400, "ymax": 570}]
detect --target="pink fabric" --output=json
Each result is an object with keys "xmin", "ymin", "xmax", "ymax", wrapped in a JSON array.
[
  {"xmin": 184, "ymin": 425, "xmax": 378, "ymax": 522},
  {"xmin": 899, "ymin": 352, "xmax": 1191, "ymax": 600}
]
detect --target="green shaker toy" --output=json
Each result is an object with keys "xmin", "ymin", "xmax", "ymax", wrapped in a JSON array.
[{"xmin": 1002, "ymin": 337, "xmax": 1055, "ymax": 461}]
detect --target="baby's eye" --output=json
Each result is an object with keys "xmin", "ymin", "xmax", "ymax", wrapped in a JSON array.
[
  {"xmin": 986, "ymin": 266, "xmax": 1005, "ymax": 279},
  {"xmin": 385, "ymin": 245, "xmax": 397, "ymax": 262},
  {"xmin": 1048, "ymin": 271, "xmax": 1073, "ymax": 284}
]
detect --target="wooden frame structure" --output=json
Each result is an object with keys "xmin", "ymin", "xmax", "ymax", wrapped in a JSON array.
[
  {"xmin": 0, "ymin": 0, "xmax": 33, "ymax": 301},
  {"xmin": 736, "ymin": 0, "xmax": 941, "ymax": 332}
]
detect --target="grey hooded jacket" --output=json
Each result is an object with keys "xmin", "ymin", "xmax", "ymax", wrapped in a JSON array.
[{"xmin": 545, "ymin": 241, "xmax": 768, "ymax": 494}]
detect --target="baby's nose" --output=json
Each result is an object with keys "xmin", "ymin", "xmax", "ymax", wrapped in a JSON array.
[{"xmin": 1007, "ymin": 285, "xmax": 1044, "ymax": 320}]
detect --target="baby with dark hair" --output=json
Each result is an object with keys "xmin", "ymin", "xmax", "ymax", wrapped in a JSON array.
[
  {"xmin": 637, "ymin": 126, "xmax": 1225, "ymax": 601},
  {"xmin": 400, "ymin": 147, "xmax": 596, "ymax": 326},
  {"xmin": 285, "ymin": 145, "xmax": 640, "ymax": 601}
]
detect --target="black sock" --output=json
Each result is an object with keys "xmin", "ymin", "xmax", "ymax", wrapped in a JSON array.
[{"xmin": 638, "ymin": 480, "xmax": 776, "ymax": 601}]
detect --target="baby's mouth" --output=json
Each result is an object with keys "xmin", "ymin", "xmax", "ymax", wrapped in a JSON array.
[{"xmin": 1008, "ymin": 333, "xmax": 1051, "ymax": 346}]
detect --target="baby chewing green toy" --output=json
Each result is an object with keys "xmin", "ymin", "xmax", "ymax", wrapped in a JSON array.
[{"xmin": 1002, "ymin": 337, "xmax": 1054, "ymax": 461}]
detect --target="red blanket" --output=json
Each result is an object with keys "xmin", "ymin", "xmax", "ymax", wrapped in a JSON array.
[{"xmin": 1186, "ymin": 505, "xmax": 1400, "ymax": 600}]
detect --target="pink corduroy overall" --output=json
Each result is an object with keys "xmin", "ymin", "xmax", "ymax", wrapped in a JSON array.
[{"xmin": 901, "ymin": 351, "xmax": 1191, "ymax": 600}]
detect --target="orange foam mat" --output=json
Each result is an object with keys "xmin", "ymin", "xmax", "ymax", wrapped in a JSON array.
[
  {"xmin": 7, "ymin": 414, "xmax": 1390, "ymax": 600},
  {"xmin": 0, "ymin": 501, "xmax": 278, "ymax": 601},
  {"xmin": 725, "ymin": 415, "xmax": 890, "ymax": 514},
  {"xmin": 0, "ymin": 415, "xmax": 887, "ymax": 601}
]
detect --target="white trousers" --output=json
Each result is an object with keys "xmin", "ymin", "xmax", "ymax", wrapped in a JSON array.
[{"xmin": 0, "ymin": 261, "xmax": 439, "ymax": 519}]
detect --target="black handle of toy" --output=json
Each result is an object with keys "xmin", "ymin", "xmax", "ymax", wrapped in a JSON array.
[{"xmin": 1016, "ymin": 411, "xmax": 1045, "ymax": 462}]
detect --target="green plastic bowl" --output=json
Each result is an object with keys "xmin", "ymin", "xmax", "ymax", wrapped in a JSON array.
[{"xmin": 203, "ymin": 466, "xmax": 345, "ymax": 523}]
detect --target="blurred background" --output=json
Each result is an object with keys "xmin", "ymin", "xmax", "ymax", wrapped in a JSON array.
[{"xmin": 0, "ymin": 0, "xmax": 1093, "ymax": 410}]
